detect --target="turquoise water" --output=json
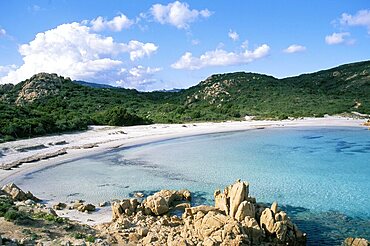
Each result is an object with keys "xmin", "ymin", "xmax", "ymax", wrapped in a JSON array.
[{"xmin": 13, "ymin": 127, "xmax": 370, "ymax": 244}]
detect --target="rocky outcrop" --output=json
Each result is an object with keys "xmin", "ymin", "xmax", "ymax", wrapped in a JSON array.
[
  {"xmin": 112, "ymin": 189, "xmax": 191, "ymax": 220},
  {"xmin": 0, "ymin": 149, "xmax": 67, "ymax": 170},
  {"xmin": 15, "ymin": 73, "xmax": 69, "ymax": 105},
  {"xmin": 342, "ymin": 237, "xmax": 369, "ymax": 246},
  {"xmin": 1, "ymin": 183, "xmax": 39, "ymax": 202},
  {"xmin": 102, "ymin": 180, "xmax": 306, "ymax": 245}
]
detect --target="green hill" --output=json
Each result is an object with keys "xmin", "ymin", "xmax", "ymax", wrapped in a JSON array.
[{"xmin": 0, "ymin": 61, "xmax": 369, "ymax": 142}]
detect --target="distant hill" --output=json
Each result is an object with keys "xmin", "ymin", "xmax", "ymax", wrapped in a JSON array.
[
  {"xmin": 0, "ymin": 60, "xmax": 369, "ymax": 141},
  {"xmin": 181, "ymin": 60, "xmax": 370, "ymax": 119},
  {"xmin": 154, "ymin": 88, "xmax": 183, "ymax": 93},
  {"xmin": 73, "ymin": 80, "xmax": 115, "ymax": 89}
]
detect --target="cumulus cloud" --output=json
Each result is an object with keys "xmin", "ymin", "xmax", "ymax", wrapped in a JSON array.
[
  {"xmin": 0, "ymin": 64, "xmax": 17, "ymax": 77},
  {"xmin": 0, "ymin": 22, "xmax": 158, "ymax": 84},
  {"xmin": 90, "ymin": 14, "xmax": 134, "ymax": 32},
  {"xmin": 325, "ymin": 32, "xmax": 350, "ymax": 45},
  {"xmin": 115, "ymin": 66, "xmax": 162, "ymax": 91},
  {"xmin": 125, "ymin": 40, "xmax": 158, "ymax": 61},
  {"xmin": 171, "ymin": 44, "xmax": 270, "ymax": 70},
  {"xmin": 340, "ymin": 9, "xmax": 370, "ymax": 34},
  {"xmin": 283, "ymin": 44, "xmax": 306, "ymax": 53},
  {"xmin": 0, "ymin": 28, "xmax": 6, "ymax": 36},
  {"xmin": 150, "ymin": 1, "xmax": 212, "ymax": 29},
  {"xmin": 228, "ymin": 30, "xmax": 239, "ymax": 41}
]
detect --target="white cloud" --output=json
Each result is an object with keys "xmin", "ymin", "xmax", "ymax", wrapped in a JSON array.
[
  {"xmin": 171, "ymin": 44, "xmax": 270, "ymax": 70},
  {"xmin": 125, "ymin": 40, "xmax": 158, "ymax": 61},
  {"xmin": 283, "ymin": 44, "xmax": 306, "ymax": 53},
  {"xmin": 325, "ymin": 32, "xmax": 350, "ymax": 45},
  {"xmin": 116, "ymin": 66, "xmax": 162, "ymax": 91},
  {"xmin": 0, "ymin": 64, "xmax": 17, "ymax": 77},
  {"xmin": 0, "ymin": 28, "xmax": 6, "ymax": 36},
  {"xmin": 90, "ymin": 14, "xmax": 134, "ymax": 32},
  {"xmin": 340, "ymin": 9, "xmax": 370, "ymax": 34},
  {"xmin": 241, "ymin": 40, "xmax": 249, "ymax": 49},
  {"xmin": 150, "ymin": 1, "xmax": 212, "ymax": 29},
  {"xmin": 0, "ymin": 22, "xmax": 158, "ymax": 84},
  {"xmin": 228, "ymin": 30, "xmax": 239, "ymax": 41}
]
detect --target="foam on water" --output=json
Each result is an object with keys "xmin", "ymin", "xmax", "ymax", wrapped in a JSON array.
[{"xmin": 12, "ymin": 127, "xmax": 370, "ymax": 244}]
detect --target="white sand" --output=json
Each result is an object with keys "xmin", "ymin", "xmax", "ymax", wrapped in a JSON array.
[
  {"xmin": 0, "ymin": 116, "xmax": 367, "ymax": 225},
  {"xmin": 1, "ymin": 116, "xmax": 368, "ymax": 183}
]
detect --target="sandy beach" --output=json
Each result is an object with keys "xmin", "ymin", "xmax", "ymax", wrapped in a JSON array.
[
  {"xmin": 1, "ymin": 116, "xmax": 367, "ymax": 184},
  {"xmin": 0, "ymin": 116, "xmax": 368, "ymax": 225}
]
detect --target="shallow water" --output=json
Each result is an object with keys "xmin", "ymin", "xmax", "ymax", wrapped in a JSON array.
[{"xmin": 13, "ymin": 127, "xmax": 370, "ymax": 245}]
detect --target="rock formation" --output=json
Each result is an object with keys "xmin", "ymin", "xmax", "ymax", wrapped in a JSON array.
[
  {"xmin": 1, "ymin": 183, "xmax": 39, "ymax": 202},
  {"xmin": 1, "ymin": 181, "xmax": 367, "ymax": 245},
  {"xmin": 102, "ymin": 180, "xmax": 307, "ymax": 245},
  {"xmin": 342, "ymin": 237, "xmax": 369, "ymax": 246}
]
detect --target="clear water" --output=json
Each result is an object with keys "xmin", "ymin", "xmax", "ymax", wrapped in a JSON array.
[{"xmin": 12, "ymin": 127, "xmax": 370, "ymax": 245}]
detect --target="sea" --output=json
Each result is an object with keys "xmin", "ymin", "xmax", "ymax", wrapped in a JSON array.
[{"xmin": 13, "ymin": 127, "xmax": 370, "ymax": 245}]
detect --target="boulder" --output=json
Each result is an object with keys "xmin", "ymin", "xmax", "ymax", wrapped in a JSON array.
[
  {"xmin": 273, "ymin": 221, "xmax": 288, "ymax": 241},
  {"xmin": 1, "ymin": 183, "xmax": 27, "ymax": 201},
  {"xmin": 234, "ymin": 201, "xmax": 255, "ymax": 221},
  {"xmin": 214, "ymin": 189, "xmax": 229, "ymax": 215},
  {"xmin": 271, "ymin": 201, "xmax": 278, "ymax": 214},
  {"xmin": 342, "ymin": 237, "xmax": 369, "ymax": 246},
  {"xmin": 275, "ymin": 211, "xmax": 287, "ymax": 222},
  {"xmin": 77, "ymin": 203, "xmax": 95, "ymax": 212},
  {"xmin": 112, "ymin": 202, "xmax": 123, "ymax": 221},
  {"xmin": 229, "ymin": 181, "xmax": 248, "ymax": 218},
  {"xmin": 260, "ymin": 208, "xmax": 275, "ymax": 233},
  {"xmin": 177, "ymin": 189, "xmax": 191, "ymax": 201},
  {"xmin": 72, "ymin": 201, "xmax": 84, "ymax": 209},
  {"xmin": 243, "ymin": 216, "xmax": 262, "ymax": 241},
  {"xmin": 144, "ymin": 195, "xmax": 169, "ymax": 215},
  {"xmin": 143, "ymin": 189, "xmax": 191, "ymax": 216}
]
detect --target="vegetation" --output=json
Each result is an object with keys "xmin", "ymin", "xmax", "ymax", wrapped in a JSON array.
[
  {"xmin": 0, "ymin": 196, "xmax": 29, "ymax": 222},
  {"xmin": 32, "ymin": 212, "xmax": 66, "ymax": 223},
  {"xmin": 0, "ymin": 61, "xmax": 369, "ymax": 142}
]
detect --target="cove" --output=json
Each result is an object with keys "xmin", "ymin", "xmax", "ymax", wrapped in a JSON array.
[{"xmin": 12, "ymin": 127, "xmax": 370, "ymax": 245}]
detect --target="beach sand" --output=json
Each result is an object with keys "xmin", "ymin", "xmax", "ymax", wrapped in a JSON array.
[{"xmin": 0, "ymin": 116, "xmax": 367, "ymax": 225}]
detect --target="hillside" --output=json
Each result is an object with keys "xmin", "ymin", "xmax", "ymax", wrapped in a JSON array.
[{"xmin": 0, "ymin": 61, "xmax": 369, "ymax": 141}]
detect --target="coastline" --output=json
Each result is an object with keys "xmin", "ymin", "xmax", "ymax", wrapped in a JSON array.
[
  {"xmin": 0, "ymin": 116, "xmax": 367, "ymax": 186},
  {"xmin": 0, "ymin": 116, "xmax": 368, "ymax": 226}
]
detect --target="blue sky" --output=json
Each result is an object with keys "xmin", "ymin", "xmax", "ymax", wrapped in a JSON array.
[{"xmin": 0, "ymin": 1, "xmax": 369, "ymax": 91}]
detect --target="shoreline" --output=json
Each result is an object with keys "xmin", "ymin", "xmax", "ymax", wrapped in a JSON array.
[
  {"xmin": 0, "ymin": 116, "xmax": 368, "ymax": 186},
  {"xmin": 0, "ymin": 116, "xmax": 369, "ymax": 225}
]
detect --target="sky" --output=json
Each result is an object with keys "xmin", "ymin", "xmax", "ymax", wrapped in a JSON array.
[{"xmin": 0, "ymin": 1, "xmax": 369, "ymax": 91}]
